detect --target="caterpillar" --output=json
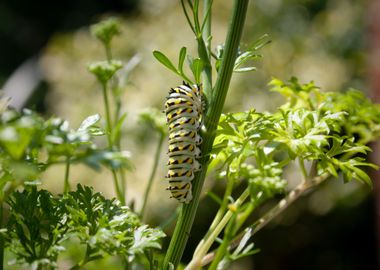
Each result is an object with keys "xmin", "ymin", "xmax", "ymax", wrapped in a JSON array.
[{"xmin": 165, "ymin": 82, "xmax": 204, "ymax": 203}]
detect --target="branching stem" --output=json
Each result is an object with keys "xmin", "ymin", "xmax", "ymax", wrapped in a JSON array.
[
  {"xmin": 200, "ymin": 173, "xmax": 329, "ymax": 267},
  {"xmin": 186, "ymin": 189, "xmax": 249, "ymax": 270}
]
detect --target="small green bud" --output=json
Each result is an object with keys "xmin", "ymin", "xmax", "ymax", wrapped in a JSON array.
[
  {"xmin": 90, "ymin": 17, "xmax": 121, "ymax": 46},
  {"xmin": 88, "ymin": 60, "xmax": 123, "ymax": 85}
]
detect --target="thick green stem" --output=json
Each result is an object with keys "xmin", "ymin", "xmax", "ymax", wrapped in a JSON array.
[
  {"xmin": 162, "ymin": 1, "xmax": 248, "ymax": 269},
  {"xmin": 141, "ymin": 133, "xmax": 164, "ymax": 220}
]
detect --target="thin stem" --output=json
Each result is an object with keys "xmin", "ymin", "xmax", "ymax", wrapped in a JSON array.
[
  {"xmin": 141, "ymin": 133, "xmax": 164, "ymax": 219},
  {"xmin": 200, "ymin": 173, "xmax": 329, "ymax": 267},
  {"xmin": 105, "ymin": 39, "xmax": 128, "ymax": 203},
  {"xmin": 162, "ymin": 1, "xmax": 248, "ymax": 269},
  {"xmin": 208, "ymin": 214, "xmax": 236, "ymax": 270},
  {"xmin": 186, "ymin": 190, "xmax": 249, "ymax": 270},
  {"xmin": 298, "ymin": 157, "xmax": 308, "ymax": 181},
  {"xmin": 64, "ymin": 156, "xmax": 71, "ymax": 193},
  {"xmin": 199, "ymin": 0, "xmax": 212, "ymax": 98},
  {"xmin": 181, "ymin": 0, "xmax": 196, "ymax": 35},
  {"xmin": 102, "ymin": 83, "xmax": 113, "ymax": 146},
  {"xmin": 234, "ymin": 202, "xmax": 255, "ymax": 234},
  {"xmin": 194, "ymin": 175, "xmax": 235, "ymax": 257},
  {"xmin": 201, "ymin": 0, "xmax": 213, "ymax": 40},
  {"xmin": 193, "ymin": 0, "xmax": 201, "ymax": 34},
  {"xmin": 112, "ymin": 170, "xmax": 125, "ymax": 205},
  {"xmin": 70, "ymin": 244, "xmax": 93, "ymax": 270},
  {"xmin": 119, "ymin": 169, "xmax": 127, "ymax": 201},
  {"xmin": 105, "ymin": 44, "xmax": 112, "ymax": 62},
  {"xmin": 102, "ymin": 83, "xmax": 125, "ymax": 204}
]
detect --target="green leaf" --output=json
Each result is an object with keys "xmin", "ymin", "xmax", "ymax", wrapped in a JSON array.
[
  {"xmin": 234, "ymin": 67, "xmax": 257, "ymax": 73},
  {"xmin": 153, "ymin": 51, "xmax": 179, "ymax": 74},
  {"xmin": 188, "ymin": 57, "xmax": 203, "ymax": 84},
  {"xmin": 248, "ymin": 34, "xmax": 271, "ymax": 51},
  {"xmin": 178, "ymin": 47, "xmax": 187, "ymax": 74}
]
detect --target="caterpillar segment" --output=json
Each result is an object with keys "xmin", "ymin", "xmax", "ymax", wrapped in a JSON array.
[
  {"xmin": 166, "ymin": 107, "xmax": 200, "ymax": 122},
  {"xmin": 165, "ymin": 83, "xmax": 204, "ymax": 203},
  {"xmin": 169, "ymin": 130, "xmax": 202, "ymax": 145},
  {"xmin": 167, "ymin": 183, "xmax": 193, "ymax": 203},
  {"xmin": 168, "ymin": 117, "xmax": 200, "ymax": 131},
  {"xmin": 167, "ymin": 156, "xmax": 201, "ymax": 171},
  {"xmin": 168, "ymin": 142, "xmax": 201, "ymax": 158}
]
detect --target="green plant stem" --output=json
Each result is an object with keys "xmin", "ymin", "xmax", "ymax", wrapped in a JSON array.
[
  {"xmin": 104, "ymin": 40, "xmax": 128, "ymax": 203},
  {"xmin": 102, "ymin": 83, "xmax": 125, "ymax": 204},
  {"xmin": 162, "ymin": 1, "xmax": 248, "ymax": 269},
  {"xmin": 199, "ymin": 0, "xmax": 212, "ymax": 98},
  {"xmin": 208, "ymin": 199, "xmax": 255, "ymax": 269},
  {"xmin": 208, "ymin": 213, "xmax": 236, "ymax": 270},
  {"xmin": 119, "ymin": 169, "xmax": 127, "ymax": 199},
  {"xmin": 64, "ymin": 156, "xmax": 71, "ymax": 193},
  {"xmin": 105, "ymin": 44, "xmax": 112, "ymax": 62},
  {"xmin": 234, "ymin": 202, "xmax": 255, "ymax": 233},
  {"xmin": 102, "ymin": 83, "xmax": 113, "ymax": 146},
  {"xmin": 141, "ymin": 133, "xmax": 164, "ymax": 220},
  {"xmin": 112, "ymin": 170, "xmax": 125, "ymax": 205},
  {"xmin": 70, "ymin": 245, "xmax": 103, "ymax": 270},
  {"xmin": 298, "ymin": 157, "xmax": 308, "ymax": 180},
  {"xmin": 194, "ymin": 173, "xmax": 235, "ymax": 257},
  {"xmin": 200, "ymin": 173, "xmax": 329, "ymax": 267},
  {"xmin": 70, "ymin": 245, "xmax": 91, "ymax": 270},
  {"xmin": 202, "ymin": 0, "xmax": 212, "ymax": 54},
  {"xmin": 186, "ymin": 189, "xmax": 249, "ymax": 270}
]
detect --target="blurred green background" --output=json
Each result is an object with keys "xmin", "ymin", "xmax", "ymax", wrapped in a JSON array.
[{"xmin": 0, "ymin": 0, "xmax": 377, "ymax": 269}]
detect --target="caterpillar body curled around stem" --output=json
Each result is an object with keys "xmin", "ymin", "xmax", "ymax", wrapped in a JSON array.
[{"xmin": 165, "ymin": 82, "xmax": 204, "ymax": 203}]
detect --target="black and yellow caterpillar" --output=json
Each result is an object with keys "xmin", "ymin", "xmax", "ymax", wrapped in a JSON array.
[{"xmin": 165, "ymin": 82, "xmax": 204, "ymax": 203}]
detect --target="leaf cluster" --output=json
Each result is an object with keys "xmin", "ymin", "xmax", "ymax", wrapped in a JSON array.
[
  {"xmin": 214, "ymin": 78, "xmax": 379, "ymax": 195},
  {"xmin": 203, "ymin": 77, "xmax": 379, "ymax": 267},
  {"xmin": 3, "ymin": 185, "xmax": 165, "ymax": 269},
  {"xmin": 0, "ymin": 109, "xmax": 132, "ymax": 202}
]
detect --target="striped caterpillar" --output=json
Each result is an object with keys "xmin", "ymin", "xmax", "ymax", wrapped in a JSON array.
[{"xmin": 164, "ymin": 82, "xmax": 204, "ymax": 203}]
